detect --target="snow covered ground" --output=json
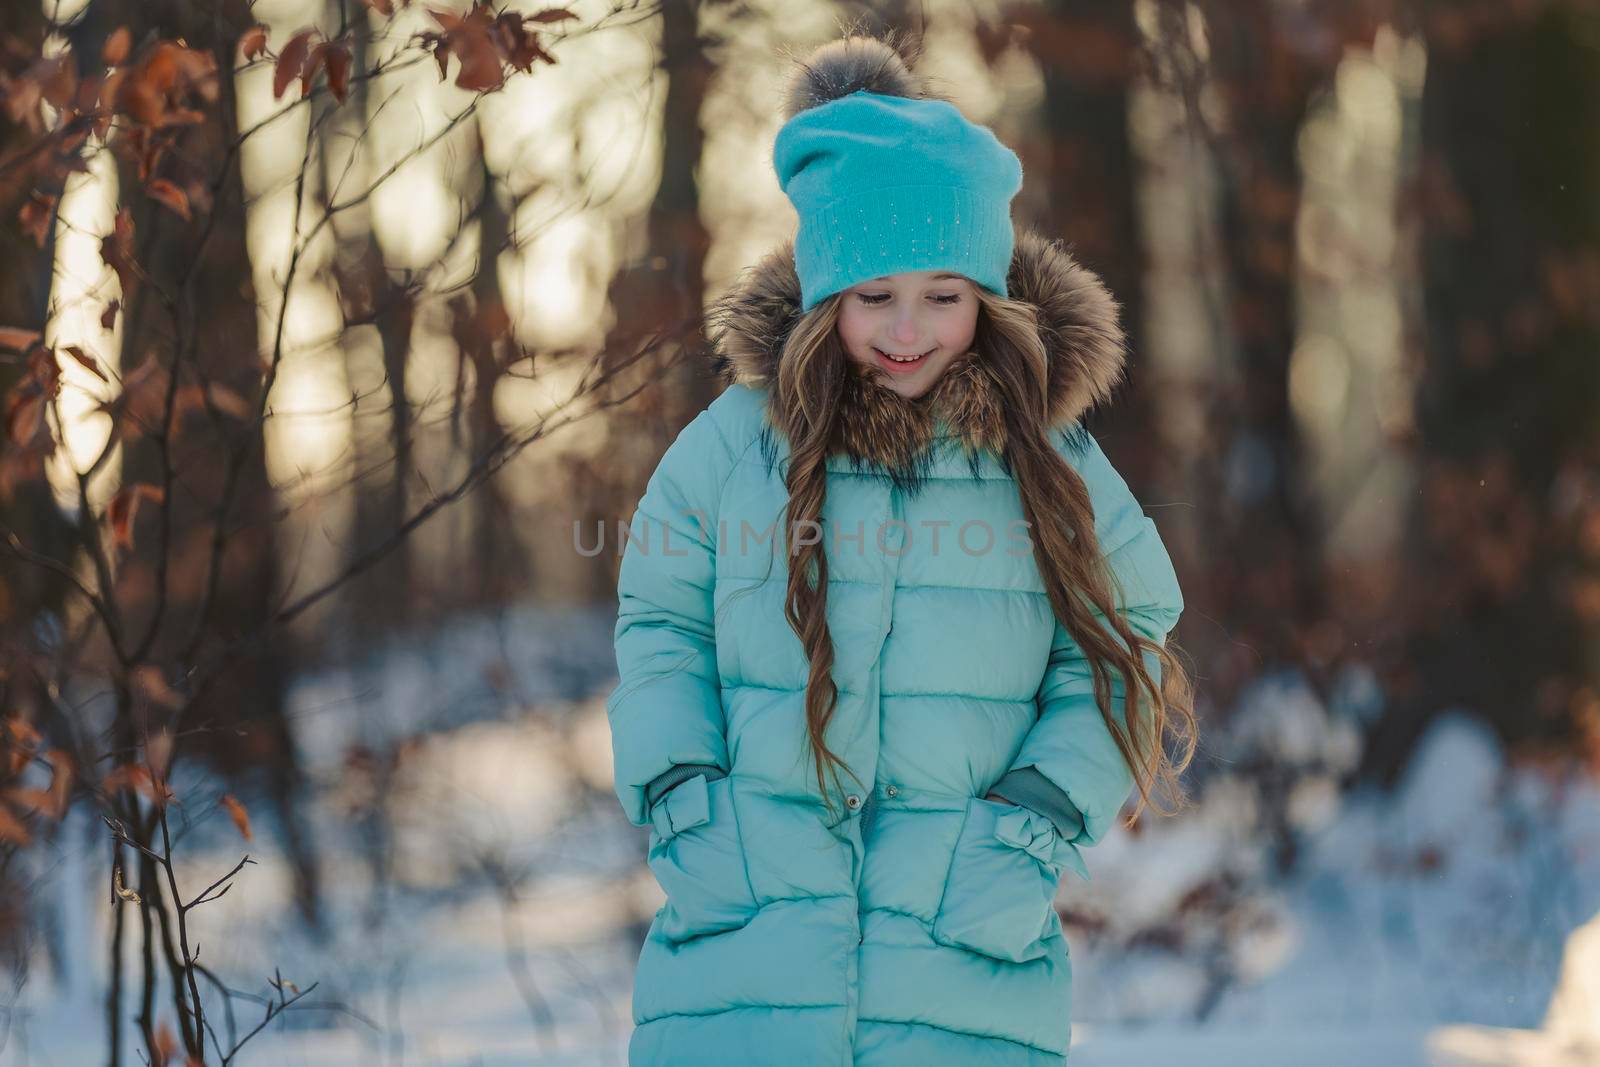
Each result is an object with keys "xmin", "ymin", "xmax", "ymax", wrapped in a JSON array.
[{"xmin": 3, "ymin": 605, "xmax": 1597, "ymax": 1066}]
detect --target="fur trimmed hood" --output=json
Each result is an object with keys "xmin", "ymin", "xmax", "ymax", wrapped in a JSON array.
[{"xmin": 704, "ymin": 225, "xmax": 1130, "ymax": 483}]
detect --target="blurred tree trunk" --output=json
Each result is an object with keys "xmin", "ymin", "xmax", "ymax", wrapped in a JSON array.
[
  {"xmin": 324, "ymin": 0, "xmax": 418, "ymax": 642},
  {"xmin": 1022, "ymin": 1, "xmax": 1154, "ymax": 482},
  {"xmin": 0, "ymin": 0, "xmax": 75, "ymax": 667},
  {"xmin": 1194, "ymin": 0, "xmax": 1336, "ymax": 704},
  {"xmin": 458, "ymin": 147, "xmax": 530, "ymax": 604},
  {"xmin": 65, "ymin": 0, "xmax": 322, "ymax": 927},
  {"xmin": 1367, "ymin": 1, "xmax": 1600, "ymax": 783},
  {"xmin": 0, "ymin": 0, "xmax": 80, "ymax": 976},
  {"xmin": 586, "ymin": 0, "xmax": 716, "ymax": 596},
  {"xmin": 1032, "ymin": 0, "xmax": 1143, "ymax": 351},
  {"xmin": 0, "ymin": 2, "xmax": 56, "ymax": 331}
]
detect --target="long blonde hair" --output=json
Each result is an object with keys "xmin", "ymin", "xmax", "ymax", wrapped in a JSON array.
[{"xmin": 773, "ymin": 286, "xmax": 1198, "ymax": 825}]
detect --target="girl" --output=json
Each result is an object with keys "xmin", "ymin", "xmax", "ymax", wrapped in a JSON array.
[{"xmin": 606, "ymin": 34, "xmax": 1196, "ymax": 1066}]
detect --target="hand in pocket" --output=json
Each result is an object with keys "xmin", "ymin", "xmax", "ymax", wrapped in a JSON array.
[
  {"xmin": 931, "ymin": 797, "xmax": 1087, "ymax": 963},
  {"xmin": 646, "ymin": 773, "xmax": 759, "ymax": 942}
]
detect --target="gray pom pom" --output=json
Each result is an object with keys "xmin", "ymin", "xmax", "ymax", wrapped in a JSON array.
[{"xmin": 779, "ymin": 33, "xmax": 937, "ymax": 121}]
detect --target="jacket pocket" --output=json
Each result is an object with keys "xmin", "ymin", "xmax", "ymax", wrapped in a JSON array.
[
  {"xmin": 646, "ymin": 773, "xmax": 758, "ymax": 942},
  {"xmin": 930, "ymin": 797, "xmax": 1085, "ymax": 963}
]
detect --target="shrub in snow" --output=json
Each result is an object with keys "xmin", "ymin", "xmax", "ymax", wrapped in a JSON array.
[{"xmin": 1059, "ymin": 664, "xmax": 1369, "ymax": 1023}]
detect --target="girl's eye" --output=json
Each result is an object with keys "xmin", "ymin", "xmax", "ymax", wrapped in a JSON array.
[{"xmin": 854, "ymin": 294, "xmax": 962, "ymax": 306}]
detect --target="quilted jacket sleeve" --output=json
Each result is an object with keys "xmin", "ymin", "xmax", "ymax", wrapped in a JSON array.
[
  {"xmin": 1003, "ymin": 427, "xmax": 1184, "ymax": 852},
  {"xmin": 606, "ymin": 400, "xmax": 746, "ymax": 827}
]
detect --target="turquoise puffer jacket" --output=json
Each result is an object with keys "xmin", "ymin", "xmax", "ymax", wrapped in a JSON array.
[{"xmin": 606, "ymin": 228, "xmax": 1183, "ymax": 1065}]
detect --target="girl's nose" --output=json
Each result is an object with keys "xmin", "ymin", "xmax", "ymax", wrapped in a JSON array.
[{"xmin": 890, "ymin": 316, "xmax": 919, "ymax": 344}]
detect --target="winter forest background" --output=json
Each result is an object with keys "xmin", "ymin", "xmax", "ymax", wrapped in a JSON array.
[{"xmin": 0, "ymin": 0, "xmax": 1598, "ymax": 1064}]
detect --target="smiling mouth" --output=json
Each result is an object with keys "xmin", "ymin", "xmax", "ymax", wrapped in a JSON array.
[{"xmin": 873, "ymin": 347, "xmax": 933, "ymax": 368}]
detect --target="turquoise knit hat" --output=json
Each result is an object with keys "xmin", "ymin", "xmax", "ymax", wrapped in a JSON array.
[{"xmin": 773, "ymin": 89, "xmax": 1024, "ymax": 313}]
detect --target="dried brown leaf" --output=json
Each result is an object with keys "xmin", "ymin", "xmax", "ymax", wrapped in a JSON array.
[
  {"xmin": 118, "ymin": 75, "xmax": 164, "ymax": 124},
  {"xmin": 100, "ymin": 208, "xmax": 137, "ymax": 295},
  {"xmin": 207, "ymin": 383, "xmax": 253, "ymax": 421},
  {"xmin": 97, "ymin": 65, "xmax": 126, "ymax": 107},
  {"xmin": 107, "ymin": 483, "xmax": 164, "ymax": 551},
  {"xmin": 145, "ymin": 178, "xmax": 190, "ymax": 221},
  {"xmin": 324, "ymin": 42, "xmax": 351, "ymax": 103},
  {"xmin": 171, "ymin": 383, "xmax": 209, "ymax": 420},
  {"xmin": 101, "ymin": 762, "xmax": 173, "ymax": 806},
  {"xmin": 300, "ymin": 42, "xmax": 328, "ymax": 98},
  {"xmin": 0, "ymin": 327, "xmax": 41, "ymax": 352},
  {"xmin": 38, "ymin": 54, "xmax": 78, "ymax": 111},
  {"xmin": 0, "ymin": 806, "xmax": 31, "ymax": 846},
  {"xmin": 17, "ymin": 194, "xmax": 55, "ymax": 249},
  {"xmin": 155, "ymin": 1021, "xmax": 177, "ymax": 1066},
  {"xmin": 103, "ymin": 27, "xmax": 132, "ymax": 67},
  {"xmin": 6, "ymin": 393, "xmax": 45, "ymax": 447},
  {"xmin": 4, "ymin": 342, "xmax": 60, "ymax": 451},
  {"xmin": 144, "ymin": 43, "xmax": 179, "ymax": 92},
  {"xmin": 221, "ymin": 794, "xmax": 252, "ymax": 840},
  {"xmin": 240, "ymin": 25, "xmax": 270, "ymax": 62},
  {"xmin": 5, "ymin": 719, "xmax": 41, "ymax": 748},
  {"xmin": 7, "ymin": 788, "xmax": 59, "ymax": 819},
  {"xmin": 73, "ymin": 74, "xmax": 102, "ymax": 114},
  {"xmin": 45, "ymin": 749, "xmax": 74, "ymax": 817},
  {"xmin": 135, "ymin": 133, "xmax": 163, "ymax": 181},
  {"xmin": 144, "ymin": 728, "xmax": 173, "ymax": 780},
  {"xmin": 273, "ymin": 29, "xmax": 315, "ymax": 100},
  {"xmin": 1, "ymin": 70, "xmax": 41, "ymax": 128},
  {"xmin": 174, "ymin": 44, "xmax": 219, "ymax": 103},
  {"xmin": 453, "ymin": 31, "xmax": 503, "ymax": 91}
]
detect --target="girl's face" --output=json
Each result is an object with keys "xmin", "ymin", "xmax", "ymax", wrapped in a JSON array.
[{"xmin": 836, "ymin": 271, "xmax": 980, "ymax": 399}]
